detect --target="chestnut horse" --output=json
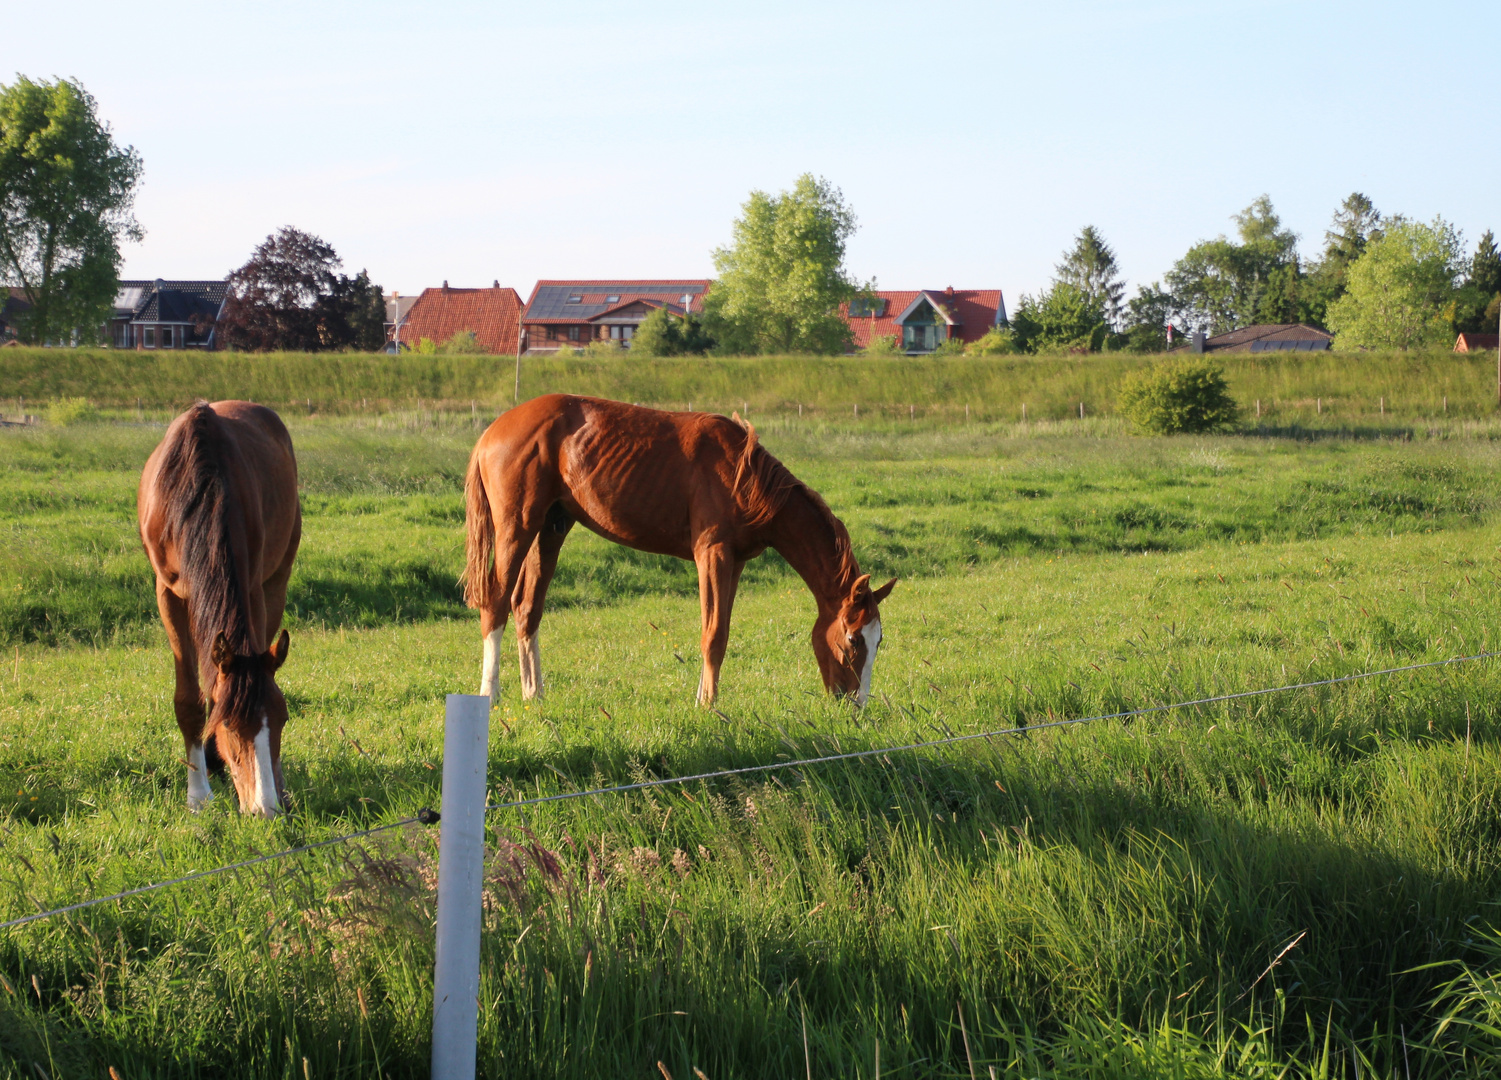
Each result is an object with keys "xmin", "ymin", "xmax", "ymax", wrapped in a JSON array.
[
  {"xmin": 463, "ymin": 394, "xmax": 894, "ymax": 706},
  {"xmin": 138, "ymin": 401, "xmax": 301, "ymax": 819}
]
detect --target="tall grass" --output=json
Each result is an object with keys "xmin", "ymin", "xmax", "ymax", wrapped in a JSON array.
[{"xmin": 1, "ymin": 346, "xmax": 1496, "ymax": 423}]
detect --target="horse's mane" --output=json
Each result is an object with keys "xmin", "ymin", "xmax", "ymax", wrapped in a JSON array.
[
  {"xmin": 155, "ymin": 402, "xmax": 266, "ymax": 720},
  {"xmin": 729, "ymin": 416, "xmax": 858, "ymax": 583}
]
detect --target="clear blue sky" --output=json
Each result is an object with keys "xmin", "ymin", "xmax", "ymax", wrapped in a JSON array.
[{"xmin": 12, "ymin": 0, "xmax": 1499, "ymax": 302}]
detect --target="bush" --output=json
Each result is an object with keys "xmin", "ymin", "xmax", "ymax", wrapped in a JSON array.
[
  {"xmin": 437, "ymin": 330, "xmax": 485, "ymax": 355},
  {"xmin": 864, "ymin": 334, "xmax": 900, "ymax": 356},
  {"xmin": 1117, "ymin": 359, "xmax": 1239, "ymax": 434},
  {"xmin": 581, "ymin": 339, "xmax": 621, "ymax": 358},
  {"xmin": 966, "ymin": 327, "xmax": 1019, "ymax": 355},
  {"xmin": 931, "ymin": 335, "xmax": 967, "ymax": 357},
  {"xmin": 46, "ymin": 397, "xmax": 99, "ymax": 425}
]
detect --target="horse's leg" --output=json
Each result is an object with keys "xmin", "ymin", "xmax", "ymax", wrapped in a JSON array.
[
  {"xmin": 694, "ymin": 546, "xmax": 744, "ymax": 706},
  {"xmin": 157, "ymin": 585, "xmax": 212, "ymax": 810},
  {"xmin": 479, "ymin": 512, "xmax": 545, "ymax": 703},
  {"xmin": 511, "ymin": 506, "xmax": 572, "ymax": 701}
]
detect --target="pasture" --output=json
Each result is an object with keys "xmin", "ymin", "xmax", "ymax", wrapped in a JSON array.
[{"xmin": 3, "ymin": 388, "xmax": 1501, "ymax": 1077}]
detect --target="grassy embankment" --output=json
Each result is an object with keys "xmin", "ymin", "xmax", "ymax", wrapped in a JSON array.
[
  {"xmin": 1, "ymin": 344, "xmax": 1496, "ymax": 424},
  {"xmin": 2, "ymin": 360, "xmax": 1501, "ymax": 1076}
]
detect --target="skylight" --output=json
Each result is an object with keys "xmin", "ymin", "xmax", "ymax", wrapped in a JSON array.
[
  {"xmin": 606, "ymin": 295, "xmax": 621, "ymax": 303},
  {"xmin": 565, "ymin": 295, "xmax": 582, "ymax": 304}
]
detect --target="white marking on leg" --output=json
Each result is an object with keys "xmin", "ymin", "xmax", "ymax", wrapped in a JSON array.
[
  {"xmin": 247, "ymin": 718, "xmax": 280, "ymax": 819},
  {"xmin": 855, "ymin": 619, "xmax": 882, "ymax": 707},
  {"xmin": 186, "ymin": 743, "xmax": 213, "ymax": 810},
  {"xmin": 518, "ymin": 631, "xmax": 543, "ymax": 700},
  {"xmin": 697, "ymin": 663, "xmax": 715, "ymax": 706},
  {"xmin": 479, "ymin": 628, "xmax": 503, "ymax": 702}
]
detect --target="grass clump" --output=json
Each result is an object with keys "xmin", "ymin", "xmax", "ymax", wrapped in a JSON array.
[
  {"xmin": 44, "ymin": 397, "xmax": 99, "ymax": 426},
  {"xmin": 1119, "ymin": 357, "xmax": 1240, "ymax": 434}
]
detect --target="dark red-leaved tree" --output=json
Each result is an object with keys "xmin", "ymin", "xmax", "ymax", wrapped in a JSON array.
[{"xmin": 217, "ymin": 226, "xmax": 385, "ymax": 351}]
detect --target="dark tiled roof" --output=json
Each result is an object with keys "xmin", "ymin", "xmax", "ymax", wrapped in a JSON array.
[
  {"xmin": 1202, "ymin": 323, "xmax": 1331, "ymax": 352},
  {"xmin": 399, "ymin": 285, "xmax": 525, "ymax": 355},
  {"xmin": 841, "ymin": 289, "xmax": 1006, "ymax": 349},
  {"xmin": 115, "ymin": 280, "xmax": 228, "ymax": 323},
  {"xmin": 523, "ymin": 280, "xmax": 711, "ymax": 324}
]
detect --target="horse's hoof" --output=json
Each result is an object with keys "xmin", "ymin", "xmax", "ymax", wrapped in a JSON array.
[{"xmin": 187, "ymin": 792, "xmax": 214, "ymax": 812}]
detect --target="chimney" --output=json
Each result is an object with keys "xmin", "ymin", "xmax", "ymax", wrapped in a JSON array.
[
  {"xmin": 945, "ymin": 285, "xmax": 954, "ymax": 297},
  {"xmin": 442, "ymin": 280, "xmax": 449, "ymax": 292},
  {"xmin": 493, "ymin": 280, "xmax": 499, "ymax": 289},
  {"xmin": 1191, "ymin": 331, "xmax": 1206, "ymax": 354}
]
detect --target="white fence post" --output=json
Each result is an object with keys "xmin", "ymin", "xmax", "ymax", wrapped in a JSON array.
[{"xmin": 432, "ymin": 694, "xmax": 490, "ymax": 1080}]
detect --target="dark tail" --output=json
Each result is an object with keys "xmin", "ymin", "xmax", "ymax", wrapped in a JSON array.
[{"xmin": 462, "ymin": 448, "xmax": 495, "ymax": 609}]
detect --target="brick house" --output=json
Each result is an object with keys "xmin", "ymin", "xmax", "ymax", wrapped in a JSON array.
[
  {"xmin": 520, "ymin": 280, "xmax": 711, "ymax": 355},
  {"xmin": 393, "ymin": 281, "xmax": 525, "ymax": 355},
  {"xmin": 1455, "ymin": 332, "xmax": 1500, "ymax": 352},
  {"xmin": 841, "ymin": 288, "xmax": 1007, "ymax": 353},
  {"xmin": 107, "ymin": 279, "xmax": 228, "ymax": 349}
]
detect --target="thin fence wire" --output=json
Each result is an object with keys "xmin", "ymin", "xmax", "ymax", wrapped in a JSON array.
[{"xmin": 2, "ymin": 649, "xmax": 1495, "ymax": 934}]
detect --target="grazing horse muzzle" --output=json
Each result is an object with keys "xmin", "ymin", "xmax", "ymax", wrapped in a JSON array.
[
  {"xmin": 208, "ymin": 630, "xmax": 290, "ymax": 819},
  {"xmin": 814, "ymin": 575, "xmax": 896, "ymax": 707}
]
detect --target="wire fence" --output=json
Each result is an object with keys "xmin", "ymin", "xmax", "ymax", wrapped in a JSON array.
[{"xmin": 3, "ymin": 649, "xmax": 1496, "ymax": 934}]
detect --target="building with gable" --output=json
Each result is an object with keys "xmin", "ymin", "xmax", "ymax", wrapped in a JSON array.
[
  {"xmin": 520, "ymin": 280, "xmax": 711, "ymax": 355},
  {"xmin": 393, "ymin": 281, "xmax": 525, "ymax": 355},
  {"xmin": 842, "ymin": 288, "xmax": 1007, "ymax": 353},
  {"xmin": 1181, "ymin": 323, "xmax": 1332, "ymax": 353},
  {"xmin": 107, "ymin": 279, "xmax": 228, "ymax": 349}
]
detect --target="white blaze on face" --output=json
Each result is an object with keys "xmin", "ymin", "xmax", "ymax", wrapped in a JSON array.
[
  {"xmin": 856, "ymin": 619, "xmax": 882, "ymax": 706},
  {"xmin": 518, "ymin": 632, "xmax": 542, "ymax": 700},
  {"xmin": 186, "ymin": 743, "xmax": 213, "ymax": 810},
  {"xmin": 479, "ymin": 628, "xmax": 503, "ymax": 702},
  {"xmin": 248, "ymin": 717, "xmax": 280, "ymax": 819}
]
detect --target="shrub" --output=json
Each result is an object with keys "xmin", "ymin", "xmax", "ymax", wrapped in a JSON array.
[
  {"xmin": 437, "ymin": 330, "xmax": 485, "ymax": 355},
  {"xmin": 413, "ymin": 337, "xmax": 437, "ymax": 355},
  {"xmin": 864, "ymin": 334, "xmax": 900, "ymax": 356},
  {"xmin": 1117, "ymin": 359, "xmax": 1239, "ymax": 434},
  {"xmin": 966, "ymin": 327, "xmax": 1019, "ymax": 355},
  {"xmin": 931, "ymin": 335, "xmax": 967, "ymax": 357},
  {"xmin": 46, "ymin": 397, "xmax": 99, "ymax": 425},
  {"xmin": 580, "ymin": 339, "xmax": 621, "ymax": 358}
]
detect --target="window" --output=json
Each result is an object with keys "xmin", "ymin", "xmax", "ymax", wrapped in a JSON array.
[
  {"xmin": 162, "ymin": 326, "xmax": 173, "ymax": 348},
  {"xmin": 144, "ymin": 327, "xmax": 156, "ymax": 348},
  {"xmin": 605, "ymin": 295, "xmax": 620, "ymax": 303},
  {"xmin": 547, "ymin": 326, "xmax": 558, "ymax": 340},
  {"xmin": 568, "ymin": 326, "xmax": 580, "ymax": 341},
  {"xmin": 565, "ymin": 295, "xmax": 582, "ymax": 304},
  {"xmin": 849, "ymin": 298, "xmax": 887, "ymax": 318}
]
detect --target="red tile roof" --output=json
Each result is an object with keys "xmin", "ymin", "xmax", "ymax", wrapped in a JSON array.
[
  {"xmin": 1455, "ymin": 333, "xmax": 1500, "ymax": 352},
  {"xmin": 398, "ymin": 284, "xmax": 524, "ymax": 356},
  {"xmin": 841, "ymin": 289, "xmax": 1006, "ymax": 349}
]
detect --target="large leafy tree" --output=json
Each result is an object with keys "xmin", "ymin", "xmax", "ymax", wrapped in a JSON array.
[
  {"xmin": 217, "ymin": 227, "xmax": 384, "ymax": 351},
  {"xmin": 1055, "ymin": 226, "xmax": 1125, "ymax": 329},
  {"xmin": 1325, "ymin": 217, "xmax": 1465, "ymax": 349},
  {"xmin": 0, "ymin": 76, "xmax": 142, "ymax": 344},
  {"xmin": 1301, "ymin": 192, "xmax": 1383, "ymax": 325},
  {"xmin": 1165, "ymin": 195, "xmax": 1300, "ymax": 333},
  {"xmin": 1008, "ymin": 282, "xmax": 1107, "ymax": 353},
  {"xmin": 702, "ymin": 174, "xmax": 867, "ymax": 355}
]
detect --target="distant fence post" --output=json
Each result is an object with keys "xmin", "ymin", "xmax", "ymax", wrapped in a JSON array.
[{"xmin": 432, "ymin": 693, "xmax": 490, "ymax": 1080}]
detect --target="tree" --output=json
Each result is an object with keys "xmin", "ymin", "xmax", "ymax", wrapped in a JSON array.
[
  {"xmin": 630, "ymin": 306, "xmax": 714, "ymax": 357},
  {"xmin": 1456, "ymin": 230, "xmax": 1501, "ymax": 334},
  {"xmin": 1325, "ymin": 217, "xmax": 1465, "ymax": 349},
  {"xmin": 1055, "ymin": 226, "xmax": 1125, "ymax": 329},
  {"xmin": 0, "ymin": 76, "xmax": 142, "ymax": 344},
  {"xmin": 701, "ymin": 174, "xmax": 866, "ymax": 354},
  {"xmin": 1165, "ymin": 195, "xmax": 1300, "ymax": 333},
  {"xmin": 1009, "ymin": 282, "xmax": 1107, "ymax": 353},
  {"xmin": 1120, "ymin": 283, "xmax": 1184, "ymax": 352},
  {"xmin": 217, "ymin": 227, "xmax": 385, "ymax": 351},
  {"xmin": 1302, "ymin": 193, "xmax": 1383, "ymax": 325}
]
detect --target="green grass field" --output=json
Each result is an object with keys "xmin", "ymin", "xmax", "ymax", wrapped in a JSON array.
[{"xmin": 3, "ymin": 380, "xmax": 1501, "ymax": 1077}]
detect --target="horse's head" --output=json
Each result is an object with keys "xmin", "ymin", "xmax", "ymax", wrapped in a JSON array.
[
  {"xmin": 813, "ymin": 574, "xmax": 896, "ymax": 706},
  {"xmin": 206, "ymin": 629, "xmax": 290, "ymax": 819}
]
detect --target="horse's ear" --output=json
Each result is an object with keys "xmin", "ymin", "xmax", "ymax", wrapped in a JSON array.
[
  {"xmin": 266, "ymin": 629, "xmax": 290, "ymax": 671},
  {"xmin": 210, "ymin": 631, "xmax": 235, "ymax": 675},
  {"xmin": 851, "ymin": 573, "xmax": 871, "ymax": 597},
  {"xmin": 872, "ymin": 577, "xmax": 897, "ymax": 604}
]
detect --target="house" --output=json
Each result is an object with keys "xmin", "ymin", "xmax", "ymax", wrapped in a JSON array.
[
  {"xmin": 520, "ymin": 280, "xmax": 711, "ymax": 355},
  {"xmin": 0, "ymin": 288, "xmax": 30, "ymax": 342},
  {"xmin": 1184, "ymin": 323, "xmax": 1331, "ymax": 353},
  {"xmin": 107, "ymin": 279, "xmax": 228, "ymax": 349},
  {"xmin": 394, "ymin": 282, "xmax": 525, "ymax": 355},
  {"xmin": 1454, "ymin": 332, "xmax": 1499, "ymax": 352},
  {"xmin": 841, "ymin": 288, "xmax": 1007, "ymax": 353},
  {"xmin": 384, "ymin": 291, "xmax": 421, "ymax": 350}
]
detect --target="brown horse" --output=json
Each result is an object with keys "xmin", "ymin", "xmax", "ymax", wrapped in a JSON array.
[
  {"xmin": 138, "ymin": 401, "xmax": 301, "ymax": 819},
  {"xmin": 463, "ymin": 394, "xmax": 894, "ymax": 707}
]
